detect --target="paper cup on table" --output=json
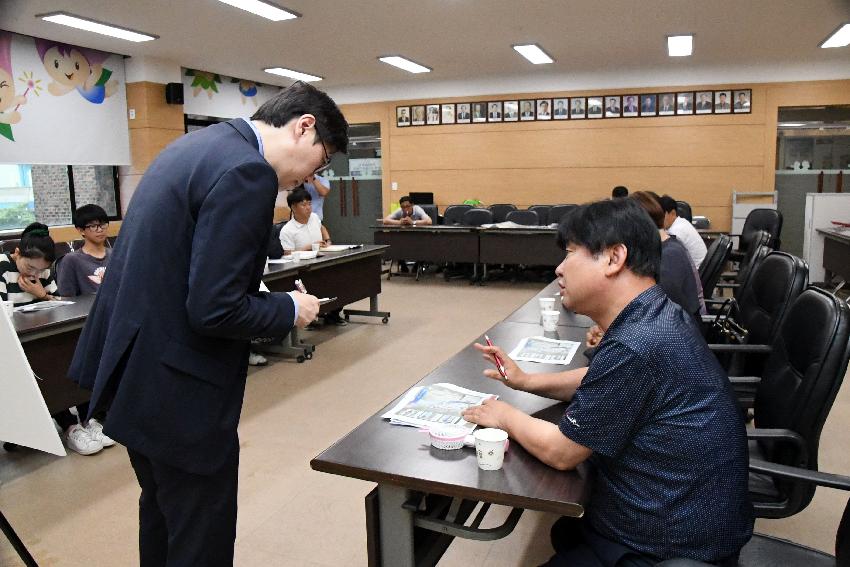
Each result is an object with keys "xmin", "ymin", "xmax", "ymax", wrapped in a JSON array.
[
  {"xmin": 474, "ymin": 428, "xmax": 509, "ymax": 470},
  {"xmin": 311, "ymin": 243, "xmax": 320, "ymax": 252},
  {"xmin": 538, "ymin": 297, "xmax": 555, "ymax": 323},
  {"xmin": 541, "ymin": 309, "xmax": 560, "ymax": 332},
  {"xmin": 2, "ymin": 301, "xmax": 13, "ymax": 320},
  {"xmin": 291, "ymin": 251, "xmax": 302, "ymax": 261}
]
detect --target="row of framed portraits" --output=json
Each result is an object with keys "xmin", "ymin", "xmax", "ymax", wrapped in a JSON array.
[{"xmin": 396, "ymin": 89, "xmax": 752, "ymax": 127}]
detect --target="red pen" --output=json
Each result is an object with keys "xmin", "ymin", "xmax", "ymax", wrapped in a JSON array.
[{"xmin": 484, "ymin": 334, "xmax": 508, "ymax": 381}]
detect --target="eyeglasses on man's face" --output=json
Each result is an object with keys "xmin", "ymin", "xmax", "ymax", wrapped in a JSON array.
[
  {"xmin": 84, "ymin": 222, "xmax": 109, "ymax": 232},
  {"xmin": 313, "ymin": 125, "xmax": 332, "ymax": 175}
]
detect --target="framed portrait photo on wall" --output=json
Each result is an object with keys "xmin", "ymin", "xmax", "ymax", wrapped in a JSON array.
[
  {"xmin": 503, "ymin": 100, "xmax": 519, "ymax": 121},
  {"xmin": 714, "ymin": 91, "xmax": 732, "ymax": 113},
  {"xmin": 456, "ymin": 102, "xmax": 472, "ymax": 123},
  {"xmin": 520, "ymin": 99, "xmax": 536, "ymax": 121},
  {"xmin": 622, "ymin": 95, "xmax": 639, "ymax": 117},
  {"xmin": 604, "ymin": 96, "xmax": 621, "ymax": 118},
  {"xmin": 640, "ymin": 94, "xmax": 657, "ymax": 116},
  {"xmin": 426, "ymin": 104, "xmax": 441, "ymax": 124},
  {"xmin": 658, "ymin": 93, "xmax": 676, "ymax": 115},
  {"xmin": 441, "ymin": 103, "xmax": 456, "ymax": 124},
  {"xmin": 695, "ymin": 91, "xmax": 713, "ymax": 114},
  {"xmin": 487, "ymin": 101, "xmax": 503, "ymax": 122},
  {"xmin": 472, "ymin": 102, "xmax": 487, "ymax": 123},
  {"xmin": 397, "ymin": 106, "xmax": 411, "ymax": 126},
  {"xmin": 537, "ymin": 99, "xmax": 552, "ymax": 120},
  {"xmin": 676, "ymin": 92, "xmax": 694, "ymax": 115},
  {"xmin": 570, "ymin": 97, "xmax": 586, "ymax": 119},
  {"xmin": 733, "ymin": 89, "xmax": 751, "ymax": 113},
  {"xmin": 411, "ymin": 105, "xmax": 426, "ymax": 125},
  {"xmin": 587, "ymin": 97, "xmax": 603, "ymax": 119},
  {"xmin": 553, "ymin": 98, "xmax": 569, "ymax": 119}
]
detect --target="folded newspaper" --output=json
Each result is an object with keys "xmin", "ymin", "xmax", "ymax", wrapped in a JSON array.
[
  {"xmin": 509, "ymin": 336, "xmax": 580, "ymax": 365},
  {"xmin": 382, "ymin": 382, "xmax": 497, "ymax": 430}
]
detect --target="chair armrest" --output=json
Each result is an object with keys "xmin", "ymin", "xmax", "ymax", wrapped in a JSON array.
[
  {"xmin": 747, "ymin": 427, "xmax": 808, "ymax": 466},
  {"xmin": 701, "ymin": 314, "xmax": 718, "ymax": 324},
  {"xmin": 720, "ymin": 271, "xmax": 737, "ymax": 278},
  {"xmin": 708, "ymin": 344, "xmax": 772, "ymax": 354},
  {"xmin": 715, "ymin": 282, "xmax": 740, "ymax": 289},
  {"xmin": 749, "ymin": 459, "xmax": 850, "ymax": 491},
  {"xmin": 728, "ymin": 376, "xmax": 761, "ymax": 385}
]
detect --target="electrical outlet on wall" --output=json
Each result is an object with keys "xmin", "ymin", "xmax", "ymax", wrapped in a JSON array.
[
  {"xmin": 128, "ymin": 108, "xmax": 136, "ymax": 120},
  {"xmin": 391, "ymin": 182, "xmax": 398, "ymax": 191}
]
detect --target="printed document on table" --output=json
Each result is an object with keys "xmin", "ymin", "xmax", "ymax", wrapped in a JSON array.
[
  {"xmin": 382, "ymin": 382, "xmax": 497, "ymax": 430},
  {"xmin": 509, "ymin": 336, "xmax": 580, "ymax": 365},
  {"xmin": 14, "ymin": 300, "xmax": 74, "ymax": 313}
]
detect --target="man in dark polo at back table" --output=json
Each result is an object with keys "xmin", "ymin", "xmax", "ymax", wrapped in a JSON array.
[{"xmin": 464, "ymin": 198, "xmax": 752, "ymax": 566}]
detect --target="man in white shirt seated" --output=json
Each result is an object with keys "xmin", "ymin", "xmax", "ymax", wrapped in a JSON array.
[
  {"xmin": 382, "ymin": 196, "xmax": 433, "ymax": 227},
  {"xmin": 280, "ymin": 187, "xmax": 346, "ymax": 326},
  {"xmin": 659, "ymin": 195, "xmax": 707, "ymax": 268}
]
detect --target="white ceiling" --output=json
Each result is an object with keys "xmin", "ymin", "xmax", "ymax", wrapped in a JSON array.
[{"xmin": 2, "ymin": 0, "xmax": 849, "ymax": 104}]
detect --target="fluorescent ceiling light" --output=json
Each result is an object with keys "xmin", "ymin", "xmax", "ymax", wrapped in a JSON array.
[
  {"xmin": 378, "ymin": 56, "xmax": 431, "ymax": 74},
  {"xmin": 263, "ymin": 67, "xmax": 322, "ymax": 82},
  {"xmin": 215, "ymin": 0, "xmax": 299, "ymax": 21},
  {"xmin": 820, "ymin": 23, "xmax": 850, "ymax": 48},
  {"xmin": 778, "ymin": 123, "xmax": 807, "ymax": 127},
  {"xmin": 667, "ymin": 34, "xmax": 693, "ymax": 57},
  {"xmin": 37, "ymin": 12, "xmax": 157, "ymax": 42},
  {"xmin": 512, "ymin": 44, "xmax": 554, "ymax": 64}
]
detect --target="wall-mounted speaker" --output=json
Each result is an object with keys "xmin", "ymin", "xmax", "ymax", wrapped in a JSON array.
[{"xmin": 165, "ymin": 82, "xmax": 184, "ymax": 105}]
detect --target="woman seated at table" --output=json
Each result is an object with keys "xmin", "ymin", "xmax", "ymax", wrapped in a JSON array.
[{"xmin": 1, "ymin": 223, "xmax": 105, "ymax": 456}]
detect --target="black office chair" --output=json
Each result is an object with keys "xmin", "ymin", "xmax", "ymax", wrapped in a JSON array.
[
  {"xmin": 676, "ymin": 200, "xmax": 693, "ymax": 222},
  {"xmin": 461, "ymin": 208, "xmax": 493, "ymax": 227},
  {"xmin": 418, "ymin": 204, "xmax": 439, "ymax": 226},
  {"xmin": 706, "ymin": 251, "xmax": 808, "ymax": 380},
  {"xmin": 698, "ymin": 234, "xmax": 732, "ymax": 300},
  {"xmin": 528, "ymin": 205, "xmax": 551, "ymax": 225},
  {"xmin": 691, "ymin": 216, "xmax": 710, "ymax": 229},
  {"xmin": 0, "ymin": 239, "xmax": 19, "ymax": 254},
  {"xmin": 443, "ymin": 204, "xmax": 472, "ymax": 226},
  {"xmin": 734, "ymin": 208, "xmax": 783, "ymax": 259},
  {"xmin": 713, "ymin": 231, "xmax": 771, "ymax": 299},
  {"xmin": 267, "ymin": 221, "xmax": 285, "ymax": 259},
  {"xmin": 548, "ymin": 204, "xmax": 578, "ymax": 226},
  {"xmin": 712, "ymin": 244, "xmax": 770, "ymax": 303},
  {"xmin": 505, "ymin": 210, "xmax": 539, "ymax": 226},
  {"xmin": 658, "ymin": 460, "xmax": 850, "ymax": 566},
  {"xmin": 488, "ymin": 204, "xmax": 517, "ymax": 223}
]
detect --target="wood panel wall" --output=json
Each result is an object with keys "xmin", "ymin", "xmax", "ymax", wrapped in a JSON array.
[{"xmin": 340, "ymin": 79, "xmax": 850, "ymax": 231}]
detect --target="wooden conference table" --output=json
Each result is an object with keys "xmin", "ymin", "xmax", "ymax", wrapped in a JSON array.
[
  {"xmin": 373, "ymin": 225, "xmax": 565, "ymax": 279},
  {"xmin": 311, "ymin": 282, "xmax": 594, "ymax": 566},
  {"xmin": 12, "ymin": 245, "xmax": 389, "ymax": 414}
]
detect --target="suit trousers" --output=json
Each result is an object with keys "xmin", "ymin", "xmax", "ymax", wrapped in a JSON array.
[{"xmin": 128, "ymin": 445, "xmax": 239, "ymax": 567}]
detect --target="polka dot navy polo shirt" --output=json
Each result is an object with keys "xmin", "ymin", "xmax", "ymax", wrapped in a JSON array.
[{"xmin": 560, "ymin": 285, "xmax": 753, "ymax": 562}]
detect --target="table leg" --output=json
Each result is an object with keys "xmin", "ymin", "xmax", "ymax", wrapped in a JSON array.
[
  {"xmin": 1, "ymin": 510, "xmax": 39, "ymax": 567},
  {"xmin": 377, "ymin": 484, "xmax": 415, "ymax": 567},
  {"xmin": 344, "ymin": 295, "xmax": 391, "ymax": 324}
]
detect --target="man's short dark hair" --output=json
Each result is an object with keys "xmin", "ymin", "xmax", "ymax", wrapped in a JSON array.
[
  {"xmin": 73, "ymin": 204, "xmax": 109, "ymax": 228},
  {"xmin": 399, "ymin": 196, "xmax": 412, "ymax": 205},
  {"xmin": 252, "ymin": 81, "xmax": 349, "ymax": 155},
  {"xmin": 557, "ymin": 199, "xmax": 660, "ymax": 280},
  {"xmin": 658, "ymin": 195, "xmax": 678, "ymax": 214},
  {"xmin": 286, "ymin": 187, "xmax": 312, "ymax": 208},
  {"xmin": 612, "ymin": 186, "xmax": 629, "ymax": 198}
]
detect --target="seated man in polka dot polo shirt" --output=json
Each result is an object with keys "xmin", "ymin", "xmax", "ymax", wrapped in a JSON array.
[{"xmin": 464, "ymin": 198, "xmax": 753, "ymax": 567}]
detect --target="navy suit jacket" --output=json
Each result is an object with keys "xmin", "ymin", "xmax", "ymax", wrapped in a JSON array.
[{"xmin": 69, "ymin": 119, "xmax": 296, "ymax": 474}]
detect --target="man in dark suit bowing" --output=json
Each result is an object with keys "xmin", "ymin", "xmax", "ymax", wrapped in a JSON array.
[{"xmin": 68, "ymin": 81, "xmax": 347, "ymax": 566}]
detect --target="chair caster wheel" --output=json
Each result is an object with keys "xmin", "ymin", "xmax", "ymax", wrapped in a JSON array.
[
  {"xmin": 382, "ymin": 317, "xmax": 389, "ymax": 324},
  {"xmin": 297, "ymin": 356, "xmax": 305, "ymax": 363}
]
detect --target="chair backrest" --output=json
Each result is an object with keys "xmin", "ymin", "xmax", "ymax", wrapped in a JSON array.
[
  {"xmin": 691, "ymin": 216, "xmax": 710, "ymax": 229},
  {"xmin": 505, "ymin": 210, "xmax": 539, "ymax": 226},
  {"xmin": 408, "ymin": 192, "xmax": 434, "ymax": 205},
  {"xmin": 528, "ymin": 205, "xmax": 551, "ymax": 225},
  {"xmin": 418, "ymin": 204, "xmax": 439, "ymax": 226},
  {"xmin": 676, "ymin": 200, "xmax": 693, "ymax": 222},
  {"xmin": 488, "ymin": 204, "xmax": 517, "ymax": 223},
  {"xmin": 461, "ymin": 208, "xmax": 493, "ymax": 227},
  {"xmin": 754, "ymin": 287, "xmax": 850, "ymax": 516},
  {"xmin": 698, "ymin": 234, "xmax": 732, "ymax": 299},
  {"xmin": 737, "ymin": 251, "xmax": 808, "ymax": 347},
  {"xmin": 548, "ymin": 204, "xmax": 578, "ymax": 226},
  {"xmin": 267, "ymin": 221, "xmax": 285, "ymax": 259},
  {"xmin": 443, "ymin": 204, "xmax": 472, "ymax": 225},
  {"xmin": 741, "ymin": 208, "xmax": 783, "ymax": 252},
  {"xmin": 733, "ymin": 244, "xmax": 771, "ymax": 299},
  {"xmin": 0, "ymin": 239, "xmax": 20, "ymax": 254}
]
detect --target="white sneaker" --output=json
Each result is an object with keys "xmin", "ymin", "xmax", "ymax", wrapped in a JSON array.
[
  {"xmin": 248, "ymin": 351, "xmax": 268, "ymax": 366},
  {"xmin": 86, "ymin": 418, "xmax": 116, "ymax": 447},
  {"xmin": 65, "ymin": 424, "xmax": 103, "ymax": 456}
]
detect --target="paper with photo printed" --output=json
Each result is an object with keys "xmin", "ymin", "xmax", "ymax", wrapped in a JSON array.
[
  {"xmin": 382, "ymin": 382, "xmax": 497, "ymax": 430},
  {"xmin": 509, "ymin": 336, "xmax": 580, "ymax": 365}
]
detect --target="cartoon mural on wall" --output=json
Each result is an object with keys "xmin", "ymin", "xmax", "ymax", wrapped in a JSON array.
[
  {"xmin": 0, "ymin": 31, "xmax": 28, "ymax": 141},
  {"xmin": 233, "ymin": 78, "xmax": 260, "ymax": 106},
  {"xmin": 0, "ymin": 31, "xmax": 130, "ymax": 166},
  {"xmin": 186, "ymin": 69, "xmax": 222, "ymax": 99},
  {"xmin": 34, "ymin": 38, "xmax": 118, "ymax": 104}
]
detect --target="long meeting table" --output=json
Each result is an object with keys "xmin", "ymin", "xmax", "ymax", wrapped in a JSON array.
[
  {"xmin": 12, "ymin": 245, "xmax": 390, "ymax": 413},
  {"xmin": 311, "ymin": 281, "xmax": 594, "ymax": 566}
]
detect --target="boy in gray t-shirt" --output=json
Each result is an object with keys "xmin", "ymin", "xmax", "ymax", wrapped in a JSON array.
[
  {"xmin": 57, "ymin": 204, "xmax": 112, "ymax": 297},
  {"xmin": 383, "ymin": 196, "xmax": 433, "ymax": 226}
]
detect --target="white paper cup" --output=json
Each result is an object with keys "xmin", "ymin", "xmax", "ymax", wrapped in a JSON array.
[
  {"xmin": 474, "ymin": 428, "xmax": 509, "ymax": 470},
  {"xmin": 542, "ymin": 309, "xmax": 560, "ymax": 332},
  {"xmin": 538, "ymin": 297, "xmax": 556, "ymax": 323},
  {"xmin": 292, "ymin": 251, "xmax": 302, "ymax": 261},
  {"xmin": 311, "ymin": 242, "xmax": 320, "ymax": 252},
  {"xmin": 1, "ymin": 301, "xmax": 13, "ymax": 320}
]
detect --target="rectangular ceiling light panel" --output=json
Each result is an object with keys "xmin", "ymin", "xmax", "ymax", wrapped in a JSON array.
[{"xmin": 38, "ymin": 12, "xmax": 157, "ymax": 42}]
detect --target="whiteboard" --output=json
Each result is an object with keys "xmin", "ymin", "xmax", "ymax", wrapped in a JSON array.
[{"xmin": 0, "ymin": 309, "xmax": 66, "ymax": 456}]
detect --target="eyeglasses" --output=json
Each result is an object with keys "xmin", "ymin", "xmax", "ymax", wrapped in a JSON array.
[
  {"xmin": 313, "ymin": 125, "xmax": 332, "ymax": 174},
  {"xmin": 84, "ymin": 222, "xmax": 109, "ymax": 232}
]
